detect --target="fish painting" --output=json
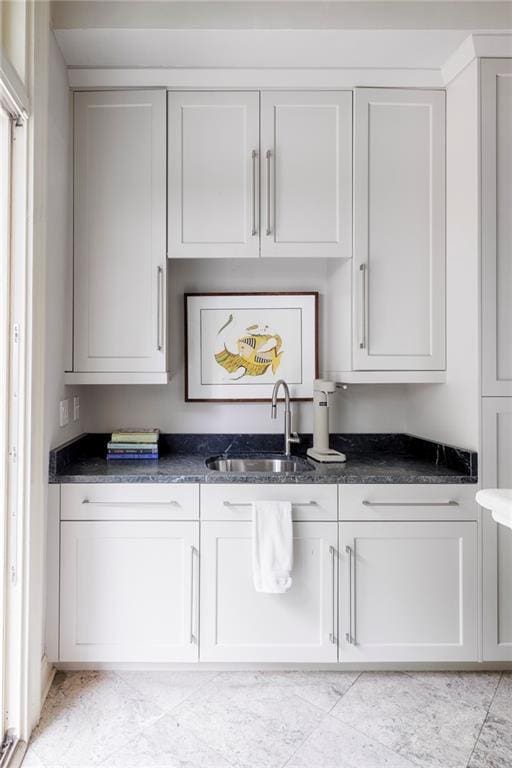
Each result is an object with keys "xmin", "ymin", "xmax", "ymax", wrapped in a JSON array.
[{"xmin": 215, "ymin": 319, "xmax": 283, "ymax": 379}]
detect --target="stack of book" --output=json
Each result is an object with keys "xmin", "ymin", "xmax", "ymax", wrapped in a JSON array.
[{"xmin": 107, "ymin": 429, "xmax": 160, "ymax": 460}]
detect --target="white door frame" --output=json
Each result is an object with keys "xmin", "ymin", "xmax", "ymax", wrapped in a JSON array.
[{"xmin": 1, "ymin": 0, "xmax": 52, "ymax": 749}]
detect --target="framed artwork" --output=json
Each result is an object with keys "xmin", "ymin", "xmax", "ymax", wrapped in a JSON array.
[{"xmin": 185, "ymin": 292, "xmax": 319, "ymax": 402}]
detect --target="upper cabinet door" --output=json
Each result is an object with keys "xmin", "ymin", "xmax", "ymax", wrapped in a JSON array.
[
  {"xmin": 260, "ymin": 91, "xmax": 352, "ymax": 258},
  {"xmin": 74, "ymin": 91, "xmax": 167, "ymax": 375},
  {"xmin": 353, "ymin": 89, "xmax": 446, "ymax": 371},
  {"xmin": 168, "ymin": 92, "xmax": 260, "ymax": 258},
  {"xmin": 481, "ymin": 60, "xmax": 512, "ymax": 396}
]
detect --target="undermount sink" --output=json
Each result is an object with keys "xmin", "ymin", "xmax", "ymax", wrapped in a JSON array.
[{"xmin": 206, "ymin": 455, "xmax": 314, "ymax": 474}]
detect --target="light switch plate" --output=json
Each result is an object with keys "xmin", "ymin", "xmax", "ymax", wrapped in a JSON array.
[
  {"xmin": 73, "ymin": 396, "xmax": 80, "ymax": 422},
  {"xmin": 59, "ymin": 399, "xmax": 69, "ymax": 427}
]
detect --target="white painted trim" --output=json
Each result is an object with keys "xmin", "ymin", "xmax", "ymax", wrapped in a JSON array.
[
  {"xmin": 45, "ymin": 485, "xmax": 60, "ymax": 663},
  {"xmin": 0, "ymin": 45, "xmax": 30, "ymax": 119},
  {"xmin": 40, "ymin": 655, "xmax": 55, "ymax": 706},
  {"xmin": 328, "ymin": 370, "xmax": 447, "ymax": 384},
  {"xmin": 442, "ymin": 33, "xmax": 512, "ymax": 86},
  {"xmin": 441, "ymin": 34, "xmax": 477, "ymax": 86},
  {"xmin": 54, "ymin": 661, "xmax": 512, "ymax": 672},
  {"xmin": 64, "ymin": 371, "xmax": 171, "ymax": 385},
  {"xmin": 67, "ymin": 67, "xmax": 444, "ymax": 90}
]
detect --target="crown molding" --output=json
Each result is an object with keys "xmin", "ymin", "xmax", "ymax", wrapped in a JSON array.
[
  {"xmin": 442, "ymin": 32, "xmax": 512, "ymax": 85},
  {"xmin": 67, "ymin": 66, "xmax": 444, "ymax": 89}
]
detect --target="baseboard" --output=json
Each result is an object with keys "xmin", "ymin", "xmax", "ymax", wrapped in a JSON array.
[
  {"xmin": 41, "ymin": 655, "xmax": 56, "ymax": 705},
  {"xmin": 54, "ymin": 660, "xmax": 512, "ymax": 672}
]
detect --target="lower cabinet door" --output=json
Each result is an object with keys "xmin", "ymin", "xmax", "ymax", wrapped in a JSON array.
[
  {"xmin": 60, "ymin": 521, "xmax": 199, "ymax": 662},
  {"xmin": 200, "ymin": 521, "xmax": 338, "ymax": 662},
  {"xmin": 340, "ymin": 522, "xmax": 478, "ymax": 662},
  {"xmin": 481, "ymin": 397, "xmax": 512, "ymax": 660}
]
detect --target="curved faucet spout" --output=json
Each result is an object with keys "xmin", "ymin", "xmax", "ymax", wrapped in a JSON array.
[{"xmin": 270, "ymin": 380, "xmax": 300, "ymax": 457}]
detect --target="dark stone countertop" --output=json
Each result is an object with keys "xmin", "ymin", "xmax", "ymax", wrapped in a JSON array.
[{"xmin": 49, "ymin": 433, "xmax": 477, "ymax": 485}]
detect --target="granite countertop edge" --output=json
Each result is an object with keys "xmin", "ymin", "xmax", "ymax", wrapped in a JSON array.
[{"xmin": 48, "ymin": 433, "xmax": 478, "ymax": 485}]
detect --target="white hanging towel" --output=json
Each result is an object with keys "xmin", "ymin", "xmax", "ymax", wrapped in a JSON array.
[
  {"xmin": 476, "ymin": 489, "xmax": 512, "ymax": 530},
  {"xmin": 252, "ymin": 501, "xmax": 293, "ymax": 593}
]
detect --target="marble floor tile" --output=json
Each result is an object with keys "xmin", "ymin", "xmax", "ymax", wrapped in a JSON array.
[
  {"xmin": 172, "ymin": 672, "xmax": 325, "ymax": 768},
  {"xmin": 20, "ymin": 748, "xmax": 46, "ymax": 767},
  {"xmin": 211, "ymin": 671, "xmax": 360, "ymax": 712},
  {"xmin": 488, "ymin": 673, "xmax": 512, "ymax": 723},
  {"xmin": 115, "ymin": 670, "xmax": 218, "ymax": 713},
  {"xmin": 27, "ymin": 671, "xmax": 163, "ymax": 768},
  {"xmin": 468, "ymin": 714, "xmax": 512, "ymax": 768},
  {"xmin": 100, "ymin": 713, "xmax": 233, "ymax": 768},
  {"xmin": 330, "ymin": 672, "xmax": 487, "ymax": 768},
  {"xmin": 286, "ymin": 715, "xmax": 417, "ymax": 768},
  {"xmin": 407, "ymin": 672, "xmax": 501, "ymax": 711}
]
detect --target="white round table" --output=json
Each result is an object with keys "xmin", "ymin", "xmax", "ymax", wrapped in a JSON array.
[{"xmin": 476, "ymin": 489, "xmax": 512, "ymax": 529}]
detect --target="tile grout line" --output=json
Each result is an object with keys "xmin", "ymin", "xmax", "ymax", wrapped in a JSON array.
[
  {"xmin": 279, "ymin": 673, "xmax": 364, "ymax": 768},
  {"xmin": 104, "ymin": 672, "xmax": 237, "ymax": 768},
  {"xmin": 465, "ymin": 671, "xmax": 504, "ymax": 768},
  {"xmin": 325, "ymin": 713, "xmax": 420, "ymax": 768}
]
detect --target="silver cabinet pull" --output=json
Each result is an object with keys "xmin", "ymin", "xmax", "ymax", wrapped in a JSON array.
[
  {"xmin": 222, "ymin": 500, "xmax": 319, "ymax": 509},
  {"xmin": 190, "ymin": 545, "xmax": 198, "ymax": 645},
  {"xmin": 362, "ymin": 500, "xmax": 459, "ymax": 508},
  {"xmin": 251, "ymin": 149, "xmax": 258, "ymax": 236},
  {"xmin": 329, "ymin": 545, "xmax": 337, "ymax": 645},
  {"xmin": 345, "ymin": 544, "xmax": 355, "ymax": 645},
  {"xmin": 359, "ymin": 263, "xmax": 367, "ymax": 350},
  {"xmin": 81, "ymin": 500, "xmax": 180, "ymax": 507},
  {"xmin": 157, "ymin": 265, "xmax": 164, "ymax": 351},
  {"xmin": 266, "ymin": 149, "xmax": 272, "ymax": 236}
]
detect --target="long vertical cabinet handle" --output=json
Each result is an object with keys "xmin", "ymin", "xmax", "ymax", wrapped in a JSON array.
[
  {"xmin": 266, "ymin": 149, "xmax": 272, "ymax": 236},
  {"xmin": 251, "ymin": 150, "xmax": 258, "ymax": 236},
  {"xmin": 345, "ymin": 545, "xmax": 355, "ymax": 644},
  {"xmin": 359, "ymin": 264, "xmax": 367, "ymax": 350},
  {"xmin": 189, "ymin": 545, "xmax": 198, "ymax": 645},
  {"xmin": 359, "ymin": 264, "xmax": 368, "ymax": 349},
  {"xmin": 329, "ymin": 545, "xmax": 337, "ymax": 645},
  {"xmin": 157, "ymin": 265, "xmax": 164, "ymax": 351}
]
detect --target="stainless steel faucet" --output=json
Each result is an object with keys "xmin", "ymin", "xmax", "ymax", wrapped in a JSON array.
[{"xmin": 271, "ymin": 379, "xmax": 301, "ymax": 457}]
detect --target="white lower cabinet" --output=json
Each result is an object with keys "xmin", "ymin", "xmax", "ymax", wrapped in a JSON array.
[
  {"xmin": 339, "ymin": 521, "xmax": 478, "ymax": 662},
  {"xmin": 60, "ymin": 520, "xmax": 199, "ymax": 662},
  {"xmin": 200, "ymin": 521, "xmax": 338, "ymax": 662},
  {"xmin": 481, "ymin": 397, "xmax": 512, "ymax": 660}
]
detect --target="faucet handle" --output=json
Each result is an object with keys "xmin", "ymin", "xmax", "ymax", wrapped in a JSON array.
[{"xmin": 289, "ymin": 432, "xmax": 301, "ymax": 444}]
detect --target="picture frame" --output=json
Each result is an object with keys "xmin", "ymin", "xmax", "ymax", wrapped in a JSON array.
[{"xmin": 185, "ymin": 292, "xmax": 319, "ymax": 402}]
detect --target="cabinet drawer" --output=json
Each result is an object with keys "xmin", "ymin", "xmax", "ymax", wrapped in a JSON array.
[
  {"xmin": 200, "ymin": 484, "xmax": 337, "ymax": 521},
  {"xmin": 61, "ymin": 483, "xmax": 199, "ymax": 521},
  {"xmin": 339, "ymin": 484, "xmax": 477, "ymax": 521}
]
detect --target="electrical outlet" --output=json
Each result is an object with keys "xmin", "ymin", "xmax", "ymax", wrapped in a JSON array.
[
  {"xmin": 59, "ymin": 399, "xmax": 69, "ymax": 427},
  {"xmin": 73, "ymin": 396, "xmax": 80, "ymax": 422}
]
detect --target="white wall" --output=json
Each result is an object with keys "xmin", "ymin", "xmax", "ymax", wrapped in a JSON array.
[
  {"xmin": 44, "ymin": 32, "xmax": 82, "ymax": 453},
  {"xmin": 81, "ymin": 257, "xmax": 408, "ymax": 434},
  {"xmin": 404, "ymin": 60, "xmax": 480, "ymax": 450}
]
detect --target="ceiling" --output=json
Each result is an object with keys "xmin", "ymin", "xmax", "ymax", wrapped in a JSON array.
[{"xmin": 51, "ymin": 1, "xmax": 512, "ymax": 75}]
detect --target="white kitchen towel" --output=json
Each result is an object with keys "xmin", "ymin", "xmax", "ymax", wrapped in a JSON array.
[
  {"xmin": 252, "ymin": 501, "xmax": 293, "ymax": 593},
  {"xmin": 476, "ymin": 489, "xmax": 512, "ymax": 530}
]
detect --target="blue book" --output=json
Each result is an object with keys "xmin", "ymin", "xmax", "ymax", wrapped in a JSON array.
[{"xmin": 107, "ymin": 452, "xmax": 158, "ymax": 460}]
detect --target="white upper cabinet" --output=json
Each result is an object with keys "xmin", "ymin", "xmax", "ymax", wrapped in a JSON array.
[
  {"xmin": 481, "ymin": 60, "xmax": 512, "ymax": 396},
  {"xmin": 168, "ymin": 90, "xmax": 352, "ymax": 259},
  {"xmin": 71, "ymin": 90, "xmax": 168, "ymax": 383},
  {"xmin": 168, "ymin": 91, "xmax": 260, "ymax": 258},
  {"xmin": 260, "ymin": 91, "xmax": 352, "ymax": 258},
  {"xmin": 352, "ymin": 88, "xmax": 446, "ymax": 371}
]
